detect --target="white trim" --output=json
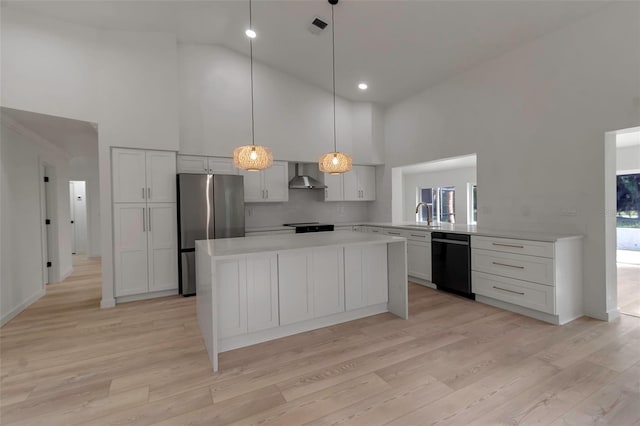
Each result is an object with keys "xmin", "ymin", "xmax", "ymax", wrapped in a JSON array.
[
  {"xmin": 1, "ymin": 289, "xmax": 46, "ymax": 327},
  {"xmin": 100, "ymin": 298, "xmax": 116, "ymax": 308},
  {"xmin": 409, "ymin": 277, "xmax": 436, "ymax": 289},
  {"xmin": 115, "ymin": 289, "xmax": 178, "ymax": 304},
  {"xmin": 606, "ymin": 307, "xmax": 621, "ymax": 321}
]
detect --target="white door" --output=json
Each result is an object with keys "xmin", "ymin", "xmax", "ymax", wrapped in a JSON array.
[
  {"xmin": 323, "ymin": 173, "xmax": 343, "ymax": 201},
  {"xmin": 312, "ymin": 247, "xmax": 345, "ymax": 317},
  {"xmin": 113, "ymin": 203, "xmax": 149, "ymax": 296},
  {"xmin": 112, "ymin": 149, "xmax": 147, "ymax": 203},
  {"xmin": 145, "ymin": 151, "xmax": 176, "ymax": 202},
  {"xmin": 217, "ymin": 259, "xmax": 248, "ymax": 339},
  {"xmin": 69, "ymin": 182, "xmax": 76, "ymax": 254},
  {"xmin": 342, "ymin": 169, "xmax": 360, "ymax": 200},
  {"xmin": 177, "ymin": 155, "xmax": 208, "ymax": 174},
  {"xmin": 263, "ymin": 161, "xmax": 288, "ymax": 202},
  {"xmin": 344, "ymin": 246, "xmax": 366, "ymax": 310},
  {"xmin": 247, "ymin": 254, "xmax": 279, "ymax": 332},
  {"xmin": 70, "ymin": 181, "xmax": 88, "ymax": 255},
  {"xmin": 278, "ymin": 251, "xmax": 314, "ymax": 325},
  {"xmin": 240, "ymin": 170, "xmax": 264, "ymax": 202},
  {"xmin": 147, "ymin": 203, "xmax": 178, "ymax": 292},
  {"xmin": 358, "ymin": 166, "xmax": 376, "ymax": 201},
  {"xmin": 208, "ymin": 157, "xmax": 238, "ymax": 175}
]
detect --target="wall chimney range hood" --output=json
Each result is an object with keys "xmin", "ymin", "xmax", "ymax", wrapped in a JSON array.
[{"xmin": 289, "ymin": 163, "xmax": 327, "ymax": 189}]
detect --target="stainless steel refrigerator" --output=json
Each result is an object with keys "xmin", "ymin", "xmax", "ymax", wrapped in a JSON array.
[{"xmin": 177, "ymin": 174, "xmax": 245, "ymax": 296}]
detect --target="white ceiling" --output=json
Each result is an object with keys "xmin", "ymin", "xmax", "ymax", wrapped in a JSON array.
[
  {"xmin": 1, "ymin": 107, "xmax": 98, "ymax": 158},
  {"xmin": 3, "ymin": 0, "xmax": 607, "ymax": 104}
]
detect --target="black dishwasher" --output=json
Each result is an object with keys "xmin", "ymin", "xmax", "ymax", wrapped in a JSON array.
[{"xmin": 431, "ymin": 232, "xmax": 474, "ymax": 299}]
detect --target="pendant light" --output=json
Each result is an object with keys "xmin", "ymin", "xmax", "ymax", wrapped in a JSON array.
[
  {"xmin": 234, "ymin": 0, "xmax": 273, "ymax": 171},
  {"xmin": 319, "ymin": 0, "xmax": 352, "ymax": 175}
]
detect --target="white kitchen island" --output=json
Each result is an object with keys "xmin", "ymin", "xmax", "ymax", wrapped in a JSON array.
[{"xmin": 195, "ymin": 231, "xmax": 408, "ymax": 371}]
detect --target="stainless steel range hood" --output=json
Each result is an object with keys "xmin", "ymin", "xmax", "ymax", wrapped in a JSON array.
[{"xmin": 289, "ymin": 163, "xmax": 326, "ymax": 189}]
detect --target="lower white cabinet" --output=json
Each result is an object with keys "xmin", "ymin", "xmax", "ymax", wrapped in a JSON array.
[
  {"xmin": 113, "ymin": 203, "xmax": 178, "ymax": 297},
  {"xmin": 278, "ymin": 247, "xmax": 345, "ymax": 325},
  {"xmin": 344, "ymin": 244, "xmax": 388, "ymax": 310},
  {"xmin": 217, "ymin": 254, "xmax": 279, "ymax": 338},
  {"xmin": 407, "ymin": 240, "xmax": 431, "ymax": 281}
]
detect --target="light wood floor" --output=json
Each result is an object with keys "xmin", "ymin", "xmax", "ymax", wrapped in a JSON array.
[{"xmin": 1, "ymin": 256, "xmax": 640, "ymax": 425}]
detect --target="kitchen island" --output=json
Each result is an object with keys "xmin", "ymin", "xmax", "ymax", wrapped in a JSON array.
[{"xmin": 195, "ymin": 231, "xmax": 408, "ymax": 371}]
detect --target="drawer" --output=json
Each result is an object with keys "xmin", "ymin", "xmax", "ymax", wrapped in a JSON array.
[
  {"xmin": 405, "ymin": 230, "xmax": 431, "ymax": 242},
  {"xmin": 367, "ymin": 227, "xmax": 383, "ymax": 234},
  {"xmin": 473, "ymin": 271, "xmax": 555, "ymax": 314},
  {"xmin": 471, "ymin": 236, "xmax": 554, "ymax": 258},
  {"xmin": 472, "ymin": 249, "xmax": 554, "ymax": 286},
  {"xmin": 382, "ymin": 228, "xmax": 405, "ymax": 237}
]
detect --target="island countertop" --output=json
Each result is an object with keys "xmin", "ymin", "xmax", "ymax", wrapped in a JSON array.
[{"xmin": 195, "ymin": 231, "xmax": 406, "ymax": 259}]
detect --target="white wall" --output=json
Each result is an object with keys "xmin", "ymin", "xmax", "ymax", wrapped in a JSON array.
[
  {"xmin": 402, "ymin": 167, "xmax": 476, "ymax": 224},
  {"xmin": 374, "ymin": 2, "xmax": 640, "ymax": 321},
  {"xmin": 1, "ymin": 116, "xmax": 73, "ymax": 325},
  {"xmin": 178, "ymin": 43, "xmax": 381, "ymax": 164},
  {"xmin": 616, "ymin": 145, "xmax": 640, "ymax": 174}
]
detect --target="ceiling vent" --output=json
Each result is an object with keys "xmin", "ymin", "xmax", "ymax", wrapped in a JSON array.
[{"xmin": 308, "ymin": 17, "xmax": 328, "ymax": 35}]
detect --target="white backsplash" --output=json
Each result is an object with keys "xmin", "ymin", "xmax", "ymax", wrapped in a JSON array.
[{"xmin": 245, "ymin": 189, "xmax": 371, "ymax": 228}]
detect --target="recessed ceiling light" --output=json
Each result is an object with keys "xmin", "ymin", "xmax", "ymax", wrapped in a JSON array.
[
  {"xmin": 245, "ymin": 29, "xmax": 256, "ymax": 38},
  {"xmin": 358, "ymin": 83, "xmax": 368, "ymax": 90}
]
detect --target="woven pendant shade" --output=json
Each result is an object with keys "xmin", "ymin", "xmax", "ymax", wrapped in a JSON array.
[
  {"xmin": 233, "ymin": 145, "xmax": 273, "ymax": 171},
  {"xmin": 319, "ymin": 151, "xmax": 352, "ymax": 175}
]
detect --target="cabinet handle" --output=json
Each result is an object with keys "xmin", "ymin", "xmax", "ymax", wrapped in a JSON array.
[
  {"xmin": 147, "ymin": 187, "xmax": 151, "ymax": 200},
  {"xmin": 371, "ymin": 229, "xmax": 380, "ymax": 233},
  {"xmin": 492, "ymin": 261, "xmax": 525, "ymax": 269},
  {"xmin": 142, "ymin": 207, "xmax": 146, "ymax": 232},
  {"xmin": 325, "ymin": 189, "xmax": 328, "ymax": 198},
  {"xmin": 410, "ymin": 234, "xmax": 425, "ymax": 238},
  {"xmin": 142, "ymin": 188, "xmax": 145, "ymax": 200},
  {"xmin": 266, "ymin": 189, "xmax": 268, "ymax": 199},
  {"xmin": 388, "ymin": 231, "xmax": 401, "ymax": 235},
  {"xmin": 148, "ymin": 208, "xmax": 151, "ymax": 232},
  {"xmin": 493, "ymin": 286, "xmax": 525, "ymax": 295},
  {"xmin": 492, "ymin": 242, "xmax": 524, "ymax": 249}
]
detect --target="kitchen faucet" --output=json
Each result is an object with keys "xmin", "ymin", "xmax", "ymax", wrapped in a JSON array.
[{"xmin": 415, "ymin": 202, "xmax": 433, "ymax": 226}]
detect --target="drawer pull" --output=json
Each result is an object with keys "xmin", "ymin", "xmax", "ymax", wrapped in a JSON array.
[
  {"xmin": 410, "ymin": 234, "xmax": 425, "ymax": 238},
  {"xmin": 492, "ymin": 261, "xmax": 525, "ymax": 269},
  {"xmin": 388, "ymin": 231, "xmax": 401, "ymax": 235},
  {"xmin": 493, "ymin": 286, "xmax": 525, "ymax": 295},
  {"xmin": 492, "ymin": 242, "xmax": 524, "ymax": 249}
]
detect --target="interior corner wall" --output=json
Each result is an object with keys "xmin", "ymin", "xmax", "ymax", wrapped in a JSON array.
[
  {"xmin": 1, "ymin": 118, "xmax": 73, "ymax": 325},
  {"xmin": 374, "ymin": 1, "xmax": 640, "ymax": 321}
]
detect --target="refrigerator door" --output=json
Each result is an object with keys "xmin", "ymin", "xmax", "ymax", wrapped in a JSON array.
[
  {"xmin": 213, "ymin": 175, "xmax": 245, "ymax": 238},
  {"xmin": 178, "ymin": 174, "xmax": 215, "ymax": 249}
]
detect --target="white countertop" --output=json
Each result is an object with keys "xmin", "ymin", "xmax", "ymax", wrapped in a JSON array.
[{"xmin": 196, "ymin": 231, "xmax": 405, "ymax": 259}]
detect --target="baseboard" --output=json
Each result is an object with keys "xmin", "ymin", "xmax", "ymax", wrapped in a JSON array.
[
  {"xmin": 606, "ymin": 308, "xmax": 621, "ymax": 321},
  {"xmin": 59, "ymin": 267, "xmax": 73, "ymax": 282},
  {"xmin": 1, "ymin": 289, "xmax": 46, "ymax": 327},
  {"xmin": 115, "ymin": 289, "xmax": 179, "ymax": 304},
  {"xmin": 100, "ymin": 298, "xmax": 116, "ymax": 308},
  {"xmin": 409, "ymin": 277, "xmax": 435, "ymax": 289}
]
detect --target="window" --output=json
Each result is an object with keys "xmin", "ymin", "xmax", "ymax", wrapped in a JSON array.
[
  {"xmin": 417, "ymin": 186, "xmax": 456, "ymax": 223},
  {"xmin": 469, "ymin": 183, "xmax": 477, "ymax": 225}
]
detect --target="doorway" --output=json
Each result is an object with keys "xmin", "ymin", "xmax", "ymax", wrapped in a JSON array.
[{"xmin": 69, "ymin": 180, "xmax": 88, "ymax": 255}]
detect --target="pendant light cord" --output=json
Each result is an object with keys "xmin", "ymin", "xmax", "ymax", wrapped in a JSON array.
[
  {"xmin": 331, "ymin": 3, "xmax": 337, "ymax": 152},
  {"xmin": 249, "ymin": 0, "xmax": 255, "ymax": 147}
]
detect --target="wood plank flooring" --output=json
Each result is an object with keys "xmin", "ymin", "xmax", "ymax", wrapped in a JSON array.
[{"xmin": 1, "ymin": 255, "xmax": 640, "ymax": 425}]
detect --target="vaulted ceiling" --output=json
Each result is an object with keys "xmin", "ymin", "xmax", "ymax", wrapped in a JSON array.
[{"xmin": 3, "ymin": 0, "xmax": 608, "ymax": 104}]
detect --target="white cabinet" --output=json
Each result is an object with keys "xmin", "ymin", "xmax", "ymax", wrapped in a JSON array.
[
  {"xmin": 344, "ymin": 244, "xmax": 388, "ymax": 310},
  {"xmin": 278, "ymin": 251, "xmax": 314, "ymax": 325},
  {"xmin": 312, "ymin": 247, "xmax": 345, "ymax": 318},
  {"xmin": 471, "ymin": 235, "xmax": 583, "ymax": 325},
  {"xmin": 112, "ymin": 149, "xmax": 176, "ymax": 203},
  {"xmin": 241, "ymin": 160, "xmax": 289, "ymax": 202},
  {"xmin": 177, "ymin": 155, "xmax": 238, "ymax": 175},
  {"xmin": 407, "ymin": 240, "xmax": 431, "ymax": 281},
  {"xmin": 323, "ymin": 165, "xmax": 376, "ymax": 201},
  {"xmin": 113, "ymin": 203, "xmax": 178, "ymax": 297},
  {"xmin": 217, "ymin": 254, "xmax": 279, "ymax": 338}
]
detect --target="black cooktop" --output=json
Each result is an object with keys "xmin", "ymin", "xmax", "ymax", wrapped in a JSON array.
[{"xmin": 283, "ymin": 222, "xmax": 334, "ymax": 233}]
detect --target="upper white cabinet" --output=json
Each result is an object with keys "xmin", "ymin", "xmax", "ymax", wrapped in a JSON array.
[
  {"xmin": 112, "ymin": 149, "xmax": 176, "ymax": 203},
  {"xmin": 177, "ymin": 155, "xmax": 238, "ymax": 175},
  {"xmin": 240, "ymin": 161, "xmax": 289, "ymax": 203},
  {"xmin": 323, "ymin": 165, "xmax": 376, "ymax": 201}
]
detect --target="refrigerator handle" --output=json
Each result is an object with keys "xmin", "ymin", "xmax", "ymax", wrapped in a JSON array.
[
  {"xmin": 142, "ymin": 207, "xmax": 146, "ymax": 232},
  {"xmin": 142, "ymin": 187, "xmax": 145, "ymax": 200},
  {"xmin": 147, "ymin": 187, "xmax": 151, "ymax": 200}
]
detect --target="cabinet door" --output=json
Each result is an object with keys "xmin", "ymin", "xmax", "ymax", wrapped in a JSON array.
[
  {"xmin": 217, "ymin": 259, "xmax": 248, "ymax": 339},
  {"xmin": 364, "ymin": 244, "xmax": 388, "ymax": 305},
  {"xmin": 247, "ymin": 254, "xmax": 279, "ymax": 332},
  {"xmin": 357, "ymin": 166, "xmax": 376, "ymax": 201},
  {"xmin": 177, "ymin": 155, "xmax": 208, "ymax": 174},
  {"xmin": 112, "ymin": 149, "xmax": 147, "ymax": 203},
  {"xmin": 240, "ymin": 170, "xmax": 264, "ymax": 202},
  {"xmin": 344, "ymin": 246, "xmax": 366, "ymax": 310},
  {"xmin": 147, "ymin": 203, "xmax": 178, "ymax": 292},
  {"xmin": 113, "ymin": 203, "xmax": 149, "ymax": 296},
  {"xmin": 312, "ymin": 247, "xmax": 345, "ymax": 317},
  {"xmin": 278, "ymin": 251, "xmax": 314, "ymax": 325},
  {"xmin": 208, "ymin": 157, "xmax": 238, "ymax": 175},
  {"xmin": 407, "ymin": 240, "xmax": 431, "ymax": 281},
  {"xmin": 323, "ymin": 173, "xmax": 343, "ymax": 201},
  {"xmin": 145, "ymin": 151, "xmax": 176, "ymax": 202},
  {"xmin": 342, "ymin": 169, "xmax": 360, "ymax": 201},
  {"xmin": 263, "ymin": 161, "xmax": 289, "ymax": 202}
]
